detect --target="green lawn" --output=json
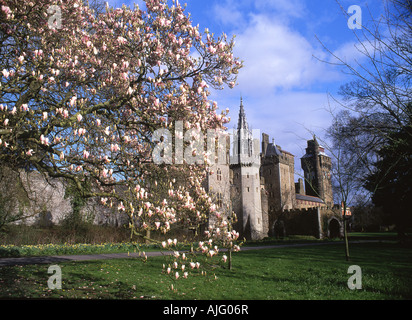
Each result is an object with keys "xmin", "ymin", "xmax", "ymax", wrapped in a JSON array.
[{"xmin": 1, "ymin": 241, "xmax": 411, "ymax": 300}]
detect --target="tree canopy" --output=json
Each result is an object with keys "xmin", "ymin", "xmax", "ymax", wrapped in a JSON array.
[{"xmin": 0, "ymin": 0, "xmax": 242, "ymax": 247}]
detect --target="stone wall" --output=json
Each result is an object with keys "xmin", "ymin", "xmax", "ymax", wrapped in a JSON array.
[
  {"xmin": 271, "ymin": 207, "xmax": 343, "ymax": 239},
  {"xmin": 5, "ymin": 170, "xmax": 128, "ymax": 227}
]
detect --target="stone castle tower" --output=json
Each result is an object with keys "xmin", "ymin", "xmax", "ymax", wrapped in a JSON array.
[
  {"xmin": 230, "ymin": 99, "xmax": 265, "ymax": 240},
  {"xmin": 301, "ymin": 137, "xmax": 333, "ymax": 207}
]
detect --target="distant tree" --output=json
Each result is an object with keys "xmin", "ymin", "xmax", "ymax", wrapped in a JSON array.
[
  {"xmin": 364, "ymin": 105, "xmax": 412, "ymax": 241},
  {"xmin": 319, "ymin": 0, "xmax": 412, "ymax": 242}
]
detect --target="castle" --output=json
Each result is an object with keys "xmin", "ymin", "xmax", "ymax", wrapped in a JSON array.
[
  {"xmin": 207, "ymin": 99, "xmax": 341, "ymax": 240},
  {"xmin": 4, "ymin": 98, "xmax": 344, "ymax": 240}
]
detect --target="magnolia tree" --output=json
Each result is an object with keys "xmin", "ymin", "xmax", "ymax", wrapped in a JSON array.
[{"xmin": 0, "ymin": 0, "xmax": 242, "ymax": 285}]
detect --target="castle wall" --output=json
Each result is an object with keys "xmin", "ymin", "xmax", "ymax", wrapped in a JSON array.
[
  {"xmin": 261, "ymin": 160, "xmax": 282, "ymax": 212},
  {"xmin": 319, "ymin": 155, "xmax": 333, "ymax": 207},
  {"xmin": 15, "ymin": 171, "xmax": 72, "ymax": 226},
  {"xmin": 279, "ymin": 160, "xmax": 295, "ymax": 210},
  {"xmin": 207, "ymin": 163, "xmax": 232, "ymax": 214},
  {"xmin": 7, "ymin": 170, "xmax": 128, "ymax": 228},
  {"xmin": 280, "ymin": 207, "xmax": 322, "ymax": 239},
  {"xmin": 260, "ymin": 179, "xmax": 269, "ymax": 237},
  {"xmin": 272, "ymin": 207, "xmax": 341, "ymax": 239}
]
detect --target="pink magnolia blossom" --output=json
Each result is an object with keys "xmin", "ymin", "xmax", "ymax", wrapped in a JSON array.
[
  {"xmin": 1, "ymin": 5, "xmax": 11, "ymax": 15},
  {"xmin": 70, "ymin": 96, "xmax": 77, "ymax": 107},
  {"xmin": 2, "ymin": 69, "xmax": 10, "ymax": 78},
  {"xmin": 118, "ymin": 202, "xmax": 125, "ymax": 211},
  {"xmin": 40, "ymin": 135, "xmax": 49, "ymax": 145},
  {"xmin": 110, "ymin": 143, "xmax": 119, "ymax": 152},
  {"xmin": 117, "ymin": 36, "xmax": 127, "ymax": 45}
]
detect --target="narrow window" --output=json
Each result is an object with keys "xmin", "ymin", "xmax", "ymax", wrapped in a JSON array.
[
  {"xmin": 217, "ymin": 168, "xmax": 222, "ymax": 181},
  {"xmin": 217, "ymin": 192, "xmax": 223, "ymax": 208}
]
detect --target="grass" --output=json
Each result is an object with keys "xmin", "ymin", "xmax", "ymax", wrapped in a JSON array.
[
  {"xmin": 1, "ymin": 241, "xmax": 411, "ymax": 300},
  {"xmin": 0, "ymin": 224, "xmax": 132, "ymax": 247},
  {"xmin": 0, "ymin": 235, "xmax": 321, "ymax": 258},
  {"xmin": 0, "ymin": 242, "xmax": 160, "ymax": 258}
]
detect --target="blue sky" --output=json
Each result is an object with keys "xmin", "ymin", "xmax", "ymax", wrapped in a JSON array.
[{"xmin": 106, "ymin": 0, "xmax": 384, "ymax": 177}]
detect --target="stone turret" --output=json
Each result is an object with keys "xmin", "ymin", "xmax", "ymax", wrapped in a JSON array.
[{"xmin": 301, "ymin": 136, "xmax": 333, "ymax": 207}]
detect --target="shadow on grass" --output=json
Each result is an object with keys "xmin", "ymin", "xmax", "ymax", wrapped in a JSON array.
[
  {"xmin": 0, "ymin": 247, "xmax": 21, "ymax": 258},
  {"xmin": 52, "ymin": 258, "xmax": 166, "ymax": 299}
]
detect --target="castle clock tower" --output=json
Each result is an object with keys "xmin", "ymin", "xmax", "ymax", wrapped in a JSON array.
[{"xmin": 300, "ymin": 137, "xmax": 333, "ymax": 207}]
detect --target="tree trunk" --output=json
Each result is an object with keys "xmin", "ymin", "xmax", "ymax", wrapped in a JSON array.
[
  {"xmin": 343, "ymin": 213, "xmax": 350, "ymax": 261},
  {"xmin": 228, "ymin": 248, "xmax": 232, "ymax": 270}
]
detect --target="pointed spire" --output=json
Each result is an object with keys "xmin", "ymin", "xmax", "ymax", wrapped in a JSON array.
[{"xmin": 238, "ymin": 97, "xmax": 249, "ymax": 131}]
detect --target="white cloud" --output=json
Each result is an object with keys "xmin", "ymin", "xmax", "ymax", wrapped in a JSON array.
[
  {"xmin": 212, "ymin": 1, "xmax": 245, "ymax": 27},
  {"xmin": 230, "ymin": 14, "xmax": 341, "ymax": 96},
  {"xmin": 329, "ymin": 38, "xmax": 375, "ymax": 68}
]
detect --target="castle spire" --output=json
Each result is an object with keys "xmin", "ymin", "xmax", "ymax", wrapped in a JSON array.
[{"xmin": 238, "ymin": 97, "xmax": 249, "ymax": 131}]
